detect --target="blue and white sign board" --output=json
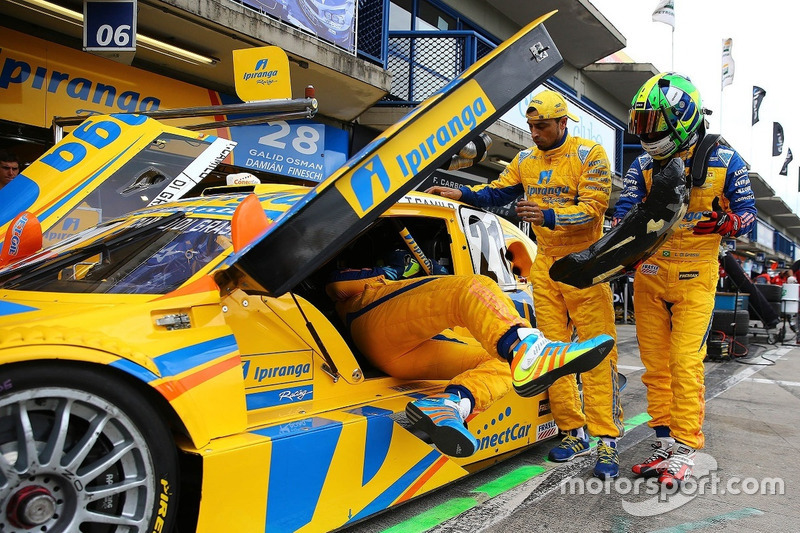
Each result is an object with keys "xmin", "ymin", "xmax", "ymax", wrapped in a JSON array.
[
  {"xmin": 229, "ymin": 119, "xmax": 349, "ymax": 183},
  {"xmin": 724, "ymin": 238, "xmax": 736, "ymax": 251},
  {"xmin": 83, "ymin": 0, "xmax": 137, "ymax": 56}
]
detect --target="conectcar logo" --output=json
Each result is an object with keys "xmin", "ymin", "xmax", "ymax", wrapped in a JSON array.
[
  {"xmin": 474, "ymin": 407, "xmax": 532, "ymax": 451},
  {"xmin": 476, "ymin": 423, "xmax": 532, "ymax": 451}
]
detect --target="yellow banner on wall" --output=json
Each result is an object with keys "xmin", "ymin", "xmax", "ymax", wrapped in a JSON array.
[
  {"xmin": 232, "ymin": 46, "xmax": 292, "ymax": 102},
  {"xmin": 0, "ymin": 28, "xmax": 221, "ymax": 129}
]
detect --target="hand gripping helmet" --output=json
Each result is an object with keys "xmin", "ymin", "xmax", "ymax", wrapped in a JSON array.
[{"xmin": 628, "ymin": 73, "xmax": 704, "ymax": 160}]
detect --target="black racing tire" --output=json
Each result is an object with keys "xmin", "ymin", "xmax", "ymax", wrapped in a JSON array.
[
  {"xmin": 711, "ymin": 309, "xmax": 749, "ymax": 335},
  {"xmin": 756, "ymin": 283, "xmax": 783, "ymax": 302},
  {"xmin": 0, "ymin": 362, "xmax": 179, "ymax": 533}
]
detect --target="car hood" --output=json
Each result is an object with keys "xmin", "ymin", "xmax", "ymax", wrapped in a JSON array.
[
  {"xmin": 0, "ymin": 13, "xmax": 562, "ymax": 298},
  {"xmin": 0, "ymin": 116, "xmax": 235, "ymax": 242}
]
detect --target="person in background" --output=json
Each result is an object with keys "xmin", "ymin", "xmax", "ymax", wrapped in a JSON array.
[
  {"xmin": 0, "ymin": 150, "xmax": 20, "ymax": 190},
  {"xmin": 616, "ymin": 73, "xmax": 756, "ymax": 487},
  {"xmin": 791, "ymin": 259, "xmax": 800, "ymax": 280},
  {"xmin": 754, "ymin": 270, "xmax": 771, "ymax": 284},
  {"xmin": 771, "ymin": 269, "xmax": 790, "ymax": 286},
  {"xmin": 326, "ymin": 248, "xmax": 614, "ymax": 458},
  {"xmin": 425, "ymin": 90, "xmax": 623, "ymax": 479}
]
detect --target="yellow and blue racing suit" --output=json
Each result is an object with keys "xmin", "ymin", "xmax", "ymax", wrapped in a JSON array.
[
  {"xmin": 327, "ymin": 262, "xmax": 528, "ymax": 413},
  {"xmin": 614, "ymin": 142, "xmax": 756, "ymax": 449},
  {"xmin": 459, "ymin": 132, "xmax": 623, "ymax": 438}
]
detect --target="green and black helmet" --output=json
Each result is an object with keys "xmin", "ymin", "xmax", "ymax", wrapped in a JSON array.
[{"xmin": 628, "ymin": 73, "xmax": 704, "ymax": 160}]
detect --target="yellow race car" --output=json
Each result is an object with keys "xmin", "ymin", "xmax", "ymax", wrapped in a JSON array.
[{"xmin": 0, "ymin": 13, "xmax": 565, "ymax": 533}]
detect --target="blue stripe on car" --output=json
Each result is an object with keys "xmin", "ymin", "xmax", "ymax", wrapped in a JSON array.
[
  {"xmin": 348, "ymin": 450, "xmax": 442, "ymax": 523},
  {"xmin": 348, "ymin": 406, "xmax": 394, "ymax": 485},
  {"xmin": 152, "ymin": 334, "xmax": 238, "ymax": 376},
  {"xmin": 254, "ymin": 417, "xmax": 343, "ymax": 531},
  {"xmin": 0, "ymin": 301, "xmax": 38, "ymax": 316}
]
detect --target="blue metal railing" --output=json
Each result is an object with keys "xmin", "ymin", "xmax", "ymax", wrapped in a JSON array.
[{"xmin": 379, "ymin": 30, "xmax": 496, "ymax": 105}]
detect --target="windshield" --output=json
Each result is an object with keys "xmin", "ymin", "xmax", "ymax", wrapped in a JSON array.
[
  {"xmin": 0, "ymin": 213, "xmax": 231, "ymax": 294},
  {"xmin": 42, "ymin": 133, "xmax": 218, "ymax": 247}
]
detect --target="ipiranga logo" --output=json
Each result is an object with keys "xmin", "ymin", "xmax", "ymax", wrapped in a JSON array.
[
  {"xmin": 242, "ymin": 59, "xmax": 279, "ymax": 83},
  {"xmin": 337, "ymin": 80, "xmax": 495, "ymax": 216},
  {"xmin": 232, "ymin": 46, "xmax": 291, "ymax": 101}
]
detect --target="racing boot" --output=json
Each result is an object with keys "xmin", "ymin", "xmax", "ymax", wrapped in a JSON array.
[
  {"xmin": 509, "ymin": 328, "xmax": 615, "ymax": 398},
  {"xmin": 594, "ymin": 439, "xmax": 620, "ymax": 479},
  {"xmin": 406, "ymin": 392, "xmax": 478, "ymax": 457},
  {"xmin": 548, "ymin": 428, "xmax": 590, "ymax": 462},
  {"xmin": 632, "ymin": 437, "xmax": 674, "ymax": 478},
  {"xmin": 658, "ymin": 442, "xmax": 696, "ymax": 488}
]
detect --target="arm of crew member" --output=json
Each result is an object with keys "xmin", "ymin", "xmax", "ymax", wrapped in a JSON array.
[
  {"xmin": 721, "ymin": 150, "xmax": 757, "ymax": 235},
  {"xmin": 613, "ymin": 156, "xmax": 648, "ymax": 225},
  {"xmin": 456, "ymin": 153, "xmax": 525, "ymax": 207},
  {"xmin": 425, "ymin": 186, "xmax": 463, "ymax": 200}
]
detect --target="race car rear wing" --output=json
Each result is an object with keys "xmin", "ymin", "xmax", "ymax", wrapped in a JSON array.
[{"xmin": 51, "ymin": 92, "xmax": 319, "ymax": 142}]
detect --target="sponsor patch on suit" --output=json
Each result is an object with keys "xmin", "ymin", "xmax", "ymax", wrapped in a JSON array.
[{"xmin": 640, "ymin": 264, "xmax": 659, "ymax": 275}]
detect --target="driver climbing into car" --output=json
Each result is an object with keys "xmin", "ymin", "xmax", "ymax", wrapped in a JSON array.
[{"xmin": 326, "ymin": 248, "xmax": 615, "ymax": 457}]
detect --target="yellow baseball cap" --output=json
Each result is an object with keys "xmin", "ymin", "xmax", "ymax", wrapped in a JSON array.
[{"xmin": 526, "ymin": 90, "xmax": 579, "ymax": 122}]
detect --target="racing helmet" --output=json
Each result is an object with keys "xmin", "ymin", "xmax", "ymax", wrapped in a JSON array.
[{"xmin": 628, "ymin": 73, "xmax": 703, "ymax": 160}]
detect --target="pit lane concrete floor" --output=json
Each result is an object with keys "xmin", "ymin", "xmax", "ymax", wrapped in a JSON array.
[{"xmin": 344, "ymin": 323, "xmax": 799, "ymax": 533}]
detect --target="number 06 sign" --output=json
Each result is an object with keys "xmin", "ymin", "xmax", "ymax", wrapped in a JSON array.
[{"xmin": 83, "ymin": 0, "xmax": 137, "ymax": 52}]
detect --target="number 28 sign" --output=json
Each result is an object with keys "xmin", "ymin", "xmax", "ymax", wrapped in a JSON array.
[
  {"xmin": 83, "ymin": 0, "xmax": 137, "ymax": 52},
  {"xmin": 229, "ymin": 119, "xmax": 350, "ymax": 183}
]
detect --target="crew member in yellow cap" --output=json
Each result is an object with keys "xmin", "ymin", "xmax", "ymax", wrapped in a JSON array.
[{"xmin": 426, "ymin": 89, "xmax": 623, "ymax": 478}]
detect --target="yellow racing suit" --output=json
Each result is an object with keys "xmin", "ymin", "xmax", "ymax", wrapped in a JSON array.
[
  {"xmin": 460, "ymin": 132, "xmax": 623, "ymax": 438},
  {"xmin": 614, "ymin": 142, "xmax": 756, "ymax": 449},
  {"xmin": 328, "ymin": 272, "xmax": 528, "ymax": 412}
]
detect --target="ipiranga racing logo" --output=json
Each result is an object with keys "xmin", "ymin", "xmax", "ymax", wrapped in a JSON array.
[
  {"xmin": 394, "ymin": 96, "xmax": 488, "ymax": 178},
  {"xmin": 337, "ymin": 81, "xmax": 495, "ymax": 217}
]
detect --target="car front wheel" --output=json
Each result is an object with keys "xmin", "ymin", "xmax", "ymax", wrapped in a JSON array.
[{"xmin": 0, "ymin": 363, "xmax": 179, "ymax": 532}]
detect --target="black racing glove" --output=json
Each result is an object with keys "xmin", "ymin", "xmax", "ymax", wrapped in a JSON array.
[{"xmin": 693, "ymin": 197, "xmax": 742, "ymax": 237}]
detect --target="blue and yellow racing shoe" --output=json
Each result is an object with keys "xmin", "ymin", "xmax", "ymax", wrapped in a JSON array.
[
  {"xmin": 510, "ymin": 329, "xmax": 614, "ymax": 397},
  {"xmin": 405, "ymin": 392, "xmax": 478, "ymax": 457},
  {"xmin": 594, "ymin": 440, "xmax": 620, "ymax": 479}
]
